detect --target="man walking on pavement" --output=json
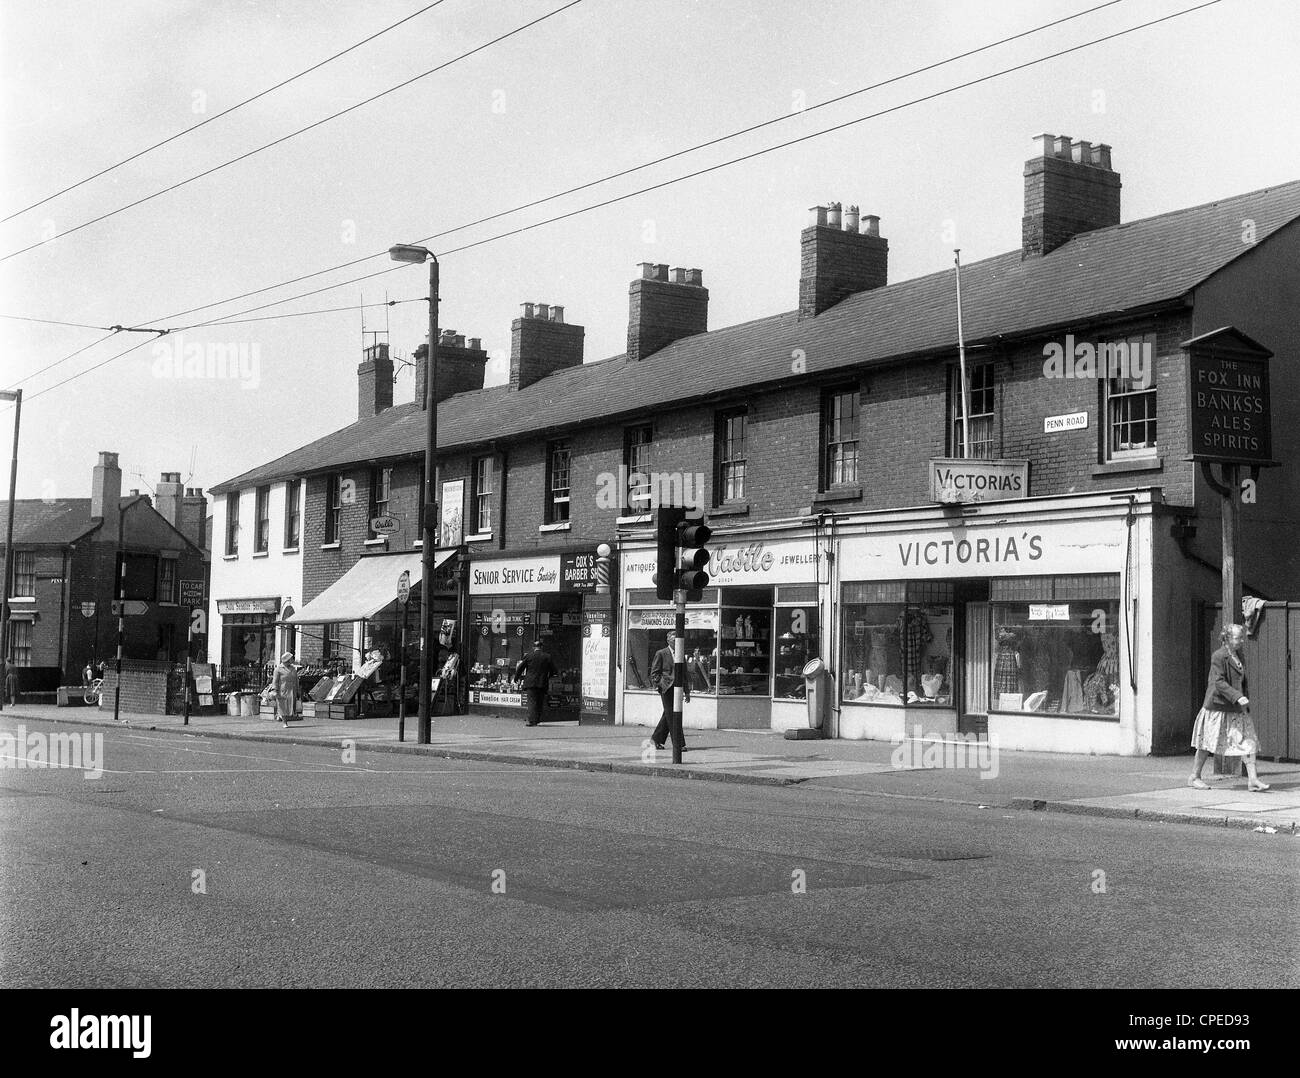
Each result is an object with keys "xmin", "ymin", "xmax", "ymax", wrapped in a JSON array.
[
  {"xmin": 516, "ymin": 637, "xmax": 557, "ymax": 728},
  {"xmin": 650, "ymin": 629, "xmax": 688, "ymax": 752}
]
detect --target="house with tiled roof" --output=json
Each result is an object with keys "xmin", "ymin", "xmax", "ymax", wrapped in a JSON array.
[
  {"xmin": 209, "ymin": 133, "xmax": 1300, "ymax": 756},
  {"xmin": 1, "ymin": 452, "xmax": 207, "ymax": 694}
]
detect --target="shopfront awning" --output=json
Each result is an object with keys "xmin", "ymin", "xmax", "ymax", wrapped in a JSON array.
[{"xmin": 285, "ymin": 551, "xmax": 455, "ymax": 624}]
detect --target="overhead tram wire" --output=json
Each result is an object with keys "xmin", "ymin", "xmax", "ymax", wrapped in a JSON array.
[
  {"xmin": 0, "ymin": 1, "xmax": 586, "ymax": 264},
  {"xmin": 0, "ymin": 314, "xmax": 114, "ymax": 331},
  {"xmin": 163, "ymin": 0, "xmax": 1227, "ymax": 334},
  {"xmin": 22, "ymin": 0, "xmax": 1224, "ymax": 401},
  {"xmin": 1, "ymin": 1, "xmax": 451, "ymax": 223},
  {"xmin": 135, "ymin": 0, "xmax": 1133, "ymax": 329},
  {"xmin": 3, "ymin": 330, "xmax": 118, "ymax": 392}
]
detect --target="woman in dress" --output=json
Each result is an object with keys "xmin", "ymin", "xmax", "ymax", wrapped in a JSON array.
[
  {"xmin": 1189, "ymin": 624, "xmax": 1268, "ymax": 791},
  {"xmin": 272, "ymin": 651, "xmax": 300, "ymax": 726}
]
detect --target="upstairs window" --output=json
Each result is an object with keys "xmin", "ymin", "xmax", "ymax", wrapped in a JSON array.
[
  {"xmin": 367, "ymin": 467, "xmax": 392, "ymax": 539},
  {"xmin": 1103, "ymin": 333, "xmax": 1157, "ymax": 458},
  {"xmin": 225, "ymin": 493, "xmax": 240, "ymax": 556},
  {"xmin": 159, "ymin": 557, "xmax": 178, "ymax": 604},
  {"xmin": 822, "ymin": 387, "xmax": 859, "ymax": 487},
  {"xmin": 472, "ymin": 456, "xmax": 493, "ymax": 534},
  {"xmin": 716, "ymin": 408, "xmax": 747, "ymax": 503},
  {"xmin": 13, "ymin": 551, "xmax": 35, "ymax": 597},
  {"xmin": 283, "ymin": 479, "xmax": 301, "ymax": 549},
  {"xmin": 254, "ymin": 485, "xmax": 271, "ymax": 553},
  {"xmin": 624, "ymin": 424, "xmax": 653, "ymax": 513},
  {"xmin": 325, "ymin": 474, "xmax": 342, "ymax": 544},
  {"xmin": 951, "ymin": 362, "xmax": 996, "ymax": 459},
  {"xmin": 546, "ymin": 441, "xmax": 571, "ymax": 524}
]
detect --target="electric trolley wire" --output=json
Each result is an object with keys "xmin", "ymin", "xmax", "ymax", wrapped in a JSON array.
[
  {"xmin": 137, "ymin": 0, "xmax": 1134, "ymax": 328},
  {"xmin": 3, "ymin": 330, "xmax": 118, "ymax": 392},
  {"xmin": 0, "ymin": 313, "xmax": 113, "ymax": 331},
  {"xmin": 164, "ymin": 0, "xmax": 1227, "ymax": 336},
  {"xmin": 0, "ymin": 0, "xmax": 585, "ymax": 264},
  {"xmin": 1, "ymin": 1, "xmax": 451, "ymax": 224},
  {"xmin": 15, "ymin": 0, "xmax": 1225, "ymax": 401}
]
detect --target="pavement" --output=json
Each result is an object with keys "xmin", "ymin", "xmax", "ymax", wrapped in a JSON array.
[{"xmin": 5, "ymin": 698, "xmax": 1299, "ymax": 834}]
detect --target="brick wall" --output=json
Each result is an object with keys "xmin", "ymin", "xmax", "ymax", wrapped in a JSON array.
[
  {"xmin": 1022, "ymin": 152, "xmax": 1121, "ymax": 257},
  {"xmin": 99, "ymin": 659, "xmax": 171, "ymax": 715},
  {"xmin": 799, "ymin": 224, "xmax": 888, "ymax": 317},
  {"xmin": 627, "ymin": 275, "xmax": 708, "ymax": 362}
]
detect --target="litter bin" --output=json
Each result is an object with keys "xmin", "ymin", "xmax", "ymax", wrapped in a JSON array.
[
  {"xmin": 238, "ymin": 691, "xmax": 258, "ymax": 717},
  {"xmin": 803, "ymin": 658, "xmax": 828, "ymax": 730}
]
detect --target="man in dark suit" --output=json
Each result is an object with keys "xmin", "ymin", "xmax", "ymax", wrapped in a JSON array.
[
  {"xmin": 516, "ymin": 638, "xmax": 557, "ymax": 727},
  {"xmin": 650, "ymin": 629, "xmax": 689, "ymax": 751}
]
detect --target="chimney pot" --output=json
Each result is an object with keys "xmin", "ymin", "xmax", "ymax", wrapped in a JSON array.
[
  {"xmin": 522, "ymin": 301, "xmax": 535, "ymax": 319},
  {"xmin": 535, "ymin": 303, "xmax": 550, "ymax": 321},
  {"xmin": 670, "ymin": 267, "xmax": 687, "ymax": 284},
  {"xmin": 1071, "ymin": 139, "xmax": 1092, "ymax": 165},
  {"xmin": 1092, "ymin": 143, "xmax": 1112, "ymax": 169},
  {"xmin": 826, "ymin": 202, "xmax": 842, "ymax": 228},
  {"xmin": 808, "ymin": 205, "xmax": 828, "ymax": 227},
  {"xmin": 468, "ymin": 337, "xmax": 481, "ymax": 349},
  {"xmin": 1033, "ymin": 132, "xmax": 1055, "ymax": 158},
  {"xmin": 1052, "ymin": 134, "xmax": 1072, "ymax": 158},
  {"xmin": 686, "ymin": 269, "xmax": 703, "ymax": 286},
  {"xmin": 549, "ymin": 306, "xmax": 564, "ymax": 323},
  {"xmin": 843, "ymin": 205, "xmax": 860, "ymax": 231},
  {"xmin": 861, "ymin": 214, "xmax": 880, "ymax": 237},
  {"xmin": 638, "ymin": 262, "xmax": 657, "ymax": 280}
]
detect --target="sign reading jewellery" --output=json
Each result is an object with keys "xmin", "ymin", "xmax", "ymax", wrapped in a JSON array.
[
  {"xmin": 623, "ymin": 537, "xmax": 820, "ymax": 589},
  {"xmin": 839, "ymin": 518, "xmax": 1124, "ymax": 580}
]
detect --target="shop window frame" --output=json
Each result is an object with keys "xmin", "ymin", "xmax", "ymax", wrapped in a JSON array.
[{"xmin": 840, "ymin": 580, "xmax": 956, "ymax": 708}]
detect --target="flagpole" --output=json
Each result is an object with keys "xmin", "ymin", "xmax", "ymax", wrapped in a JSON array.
[{"xmin": 954, "ymin": 249, "xmax": 972, "ymax": 460}]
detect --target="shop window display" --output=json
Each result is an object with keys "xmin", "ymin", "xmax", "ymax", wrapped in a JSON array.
[
  {"xmin": 773, "ymin": 605, "xmax": 818, "ymax": 699},
  {"xmin": 990, "ymin": 601, "xmax": 1120, "ymax": 716},
  {"xmin": 718, "ymin": 592, "xmax": 771, "ymax": 696},
  {"xmin": 625, "ymin": 608, "xmax": 718, "ymax": 695},
  {"xmin": 840, "ymin": 583, "xmax": 954, "ymax": 705},
  {"xmin": 469, "ymin": 608, "xmax": 531, "ymax": 694}
]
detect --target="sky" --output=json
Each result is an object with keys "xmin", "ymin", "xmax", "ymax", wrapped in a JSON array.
[{"xmin": 2, "ymin": 0, "xmax": 1298, "ymax": 503}]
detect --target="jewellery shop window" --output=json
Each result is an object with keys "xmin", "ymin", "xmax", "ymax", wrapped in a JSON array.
[
  {"xmin": 624, "ymin": 593, "xmax": 719, "ymax": 695},
  {"xmin": 719, "ymin": 587, "xmax": 773, "ymax": 696},
  {"xmin": 469, "ymin": 596, "xmax": 532, "ymax": 694},
  {"xmin": 989, "ymin": 575, "xmax": 1120, "ymax": 718},
  {"xmin": 774, "ymin": 585, "xmax": 819, "ymax": 700},
  {"xmin": 841, "ymin": 582, "xmax": 954, "ymax": 706}
]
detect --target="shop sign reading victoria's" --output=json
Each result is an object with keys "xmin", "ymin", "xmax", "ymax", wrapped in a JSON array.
[
  {"xmin": 929, "ymin": 458, "xmax": 1029, "ymax": 504},
  {"xmin": 840, "ymin": 517, "xmax": 1125, "ymax": 580}
]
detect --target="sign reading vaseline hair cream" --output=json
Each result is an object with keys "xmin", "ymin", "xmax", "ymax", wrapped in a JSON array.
[
  {"xmin": 929, "ymin": 458, "xmax": 1029, "ymax": 504},
  {"xmin": 840, "ymin": 518, "xmax": 1123, "ymax": 580},
  {"xmin": 623, "ymin": 537, "xmax": 820, "ymax": 589}
]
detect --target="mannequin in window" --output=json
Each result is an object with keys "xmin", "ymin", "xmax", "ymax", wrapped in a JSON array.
[{"xmin": 994, "ymin": 625, "xmax": 1021, "ymax": 696}]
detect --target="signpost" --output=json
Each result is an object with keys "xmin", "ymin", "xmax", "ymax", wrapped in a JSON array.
[
  {"xmin": 179, "ymin": 581, "xmax": 204, "ymax": 728},
  {"xmin": 370, "ymin": 515, "xmax": 399, "ymax": 536},
  {"xmin": 179, "ymin": 579, "xmax": 205, "ymax": 607},
  {"xmin": 111, "ymin": 600, "xmax": 149, "ymax": 616},
  {"xmin": 1183, "ymin": 327, "xmax": 1277, "ymax": 776},
  {"xmin": 929, "ymin": 458, "xmax": 1030, "ymax": 504}
]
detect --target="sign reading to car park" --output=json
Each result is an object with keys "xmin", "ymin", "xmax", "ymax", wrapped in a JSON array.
[
  {"xmin": 179, "ymin": 579, "xmax": 205, "ymax": 607},
  {"xmin": 929, "ymin": 458, "xmax": 1029, "ymax": 504}
]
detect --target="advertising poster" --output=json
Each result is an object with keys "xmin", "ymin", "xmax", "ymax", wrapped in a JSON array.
[
  {"xmin": 440, "ymin": 479, "xmax": 464, "ymax": 547},
  {"xmin": 581, "ymin": 610, "xmax": 611, "ymax": 714}
]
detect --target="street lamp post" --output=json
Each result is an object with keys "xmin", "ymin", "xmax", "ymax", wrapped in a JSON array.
[
  {"xmin": 0, "ymin": 389, "xmax": 21, "ymax": 713},
  {"xmin": 389, "ymin": 244, "xmax": 438, "ymax": 744}
]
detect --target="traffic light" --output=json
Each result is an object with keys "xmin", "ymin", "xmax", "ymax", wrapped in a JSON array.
[
  {"xmin": 653, "ymin": 506, "xmax": 687, "ymax": 601},
  {"xmin": 677, "ymin": 518, "xmax": 712, "ymax": 599}
]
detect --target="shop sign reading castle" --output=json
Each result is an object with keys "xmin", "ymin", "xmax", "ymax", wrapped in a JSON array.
[{"xmin": 929, "ymin": 458, "xmax": 1029, "ymax": 504}]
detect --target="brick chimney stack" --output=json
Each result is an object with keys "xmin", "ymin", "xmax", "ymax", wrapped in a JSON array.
[
  {"xmin": 90, "ymin": 451, "xmax": 122, "ymax": 543},
  {"xmin": 358, "ymin": 342, "xmax": 394, "ymax": 419},
  {"xmin": 510, "ymin": 303, "xmax": 585, "ymax": 390},
  {"xmin": 1022, "ymin": 133, "xmax": 1120, "ymax": 258},
  {"xmin": 798, "ymin": 202, "xmax": 887, "ymax": 319},
  {"xmin": 155, "ymin": 471, "xmax": 184, "ymax": 531},
  {"xmin": 182, "ymin": 487, "xmax": 207, "ymax": 550},
  {"xmin": 414, "ymin": 331, "xmax": 488, "ymax": 409},
  {"xmin": 627, "ymin": 263, "xmax": 708, "ymax": 361}
]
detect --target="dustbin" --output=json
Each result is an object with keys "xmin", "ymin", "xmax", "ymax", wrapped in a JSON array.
[
  {"xmin": 803, "ymin": 658, "xmax": 828, "ymax": 730},
  {"xmin": 238, "ymin": 692, "xmax": 258, "ymax": 717}
]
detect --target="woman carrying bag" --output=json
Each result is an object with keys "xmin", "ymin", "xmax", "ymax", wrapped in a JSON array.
[
  {"xmin": 1189, "ymin": 623, "xmax": 1268, "ymax": 791},
  {"xmin": 272, "ymin": 651, "xmax": 301, "ymax": 726}
]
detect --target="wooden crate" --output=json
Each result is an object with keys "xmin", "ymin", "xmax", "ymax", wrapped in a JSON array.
[{"xmin": 324, "ymin": 702, "xmax": 359, "ymax": 721}]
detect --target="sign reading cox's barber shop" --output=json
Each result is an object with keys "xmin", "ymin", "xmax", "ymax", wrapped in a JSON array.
[
  {"xmin": 839, "ymin": 517, "xmax": 1125, "ymax": 580},
  {"xmin": 470, "ymin": 552, "xmax": 600, "ymax": 594}
]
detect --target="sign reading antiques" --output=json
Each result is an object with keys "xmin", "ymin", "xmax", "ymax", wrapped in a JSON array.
[
  {"xmin": 1186, "ymin": 334, "xmax": 1273, "ymax": 465},
  {"xmin": 929, "ymin": 458, "xmax": 1029, "ymax": 504}
]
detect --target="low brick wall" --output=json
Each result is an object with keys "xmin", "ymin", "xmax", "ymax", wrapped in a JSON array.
[{"xmin": 99, "ymin": 660, "xmax": 171, "ymax": 715}]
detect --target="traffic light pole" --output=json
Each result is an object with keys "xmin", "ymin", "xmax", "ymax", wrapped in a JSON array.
[
  {"xmin": 112, "ymin": 553, "xmax": 125, "ymax": 723},
  {"xmin": 672, "ymin": 588, "xmax": 687, "ymax": 765}
]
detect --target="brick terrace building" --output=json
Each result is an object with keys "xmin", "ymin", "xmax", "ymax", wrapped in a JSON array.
[
  {"xmin": 1, "ymin": 452, "xmax": 207, "ymax": 689},
  {"xmin": 209, "ymin": 134, "xmax": 1300, "ymax": 755}
]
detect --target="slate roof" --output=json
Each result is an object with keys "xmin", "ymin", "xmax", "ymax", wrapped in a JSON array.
[
  {"xmin": 211, "ymin": 179, "xmax": 1300, "ymax": 494},
  {"xmin": 0, "ymin": 496, "xmax": 146, "ymax": 546}
]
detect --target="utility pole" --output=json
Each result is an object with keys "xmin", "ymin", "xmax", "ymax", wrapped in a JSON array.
[{"xmin": 0, "ymin": 388, "xmax": 22, "ymax": 712}]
